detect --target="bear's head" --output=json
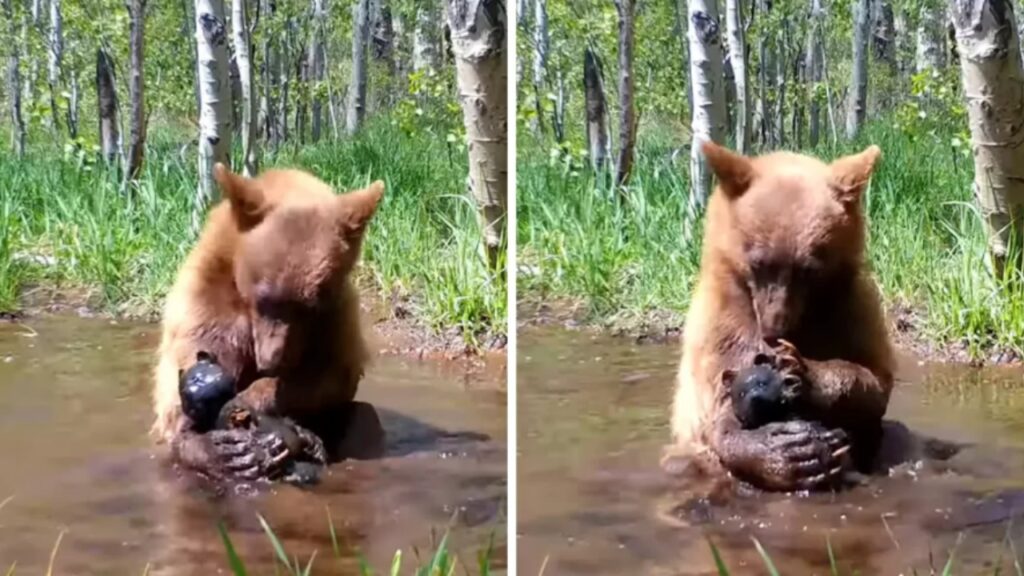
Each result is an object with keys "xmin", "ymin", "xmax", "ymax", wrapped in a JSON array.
[
  {"xmin": 213, "ymin": 163, "xmax": 384, "ymax": 374},
  {"xmin": 700, "ymin": 141, "xmax": 881, "ymax": 341}
]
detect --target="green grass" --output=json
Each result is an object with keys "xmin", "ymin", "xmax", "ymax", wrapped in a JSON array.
[
  {"xmin": 0, "ymin": 119, "xmax": 505, "ymax": 345},
  {"xmin": 518, "ymin": 119, "xmax": 1024, "ymax": 359}
]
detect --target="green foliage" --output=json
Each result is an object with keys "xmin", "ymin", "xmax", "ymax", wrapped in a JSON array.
[
  {"xmin": 519, "ymin": 114, "xmax": 1024, "ymax": 359},
  {"xmin": 0, "ymin": 119, "xmax": 505, "ymax": 344}
]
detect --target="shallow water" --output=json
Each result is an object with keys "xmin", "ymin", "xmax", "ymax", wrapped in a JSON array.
[
  {"xmin": 0, "ymin": 316, "xmax": 506, "ymax": 575},
  {"xmin": 518, "ymin": 327, "xmax": 1024, "ymax": 575}
]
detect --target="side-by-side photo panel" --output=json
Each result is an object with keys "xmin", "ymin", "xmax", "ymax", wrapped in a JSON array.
[
  {"xmin": 0, "ymin": 0, "xmax": 508, "ymax": 573},
  {"xmin": 517, "ymin": 0, "xmax": 1024, "ymax": 573}
]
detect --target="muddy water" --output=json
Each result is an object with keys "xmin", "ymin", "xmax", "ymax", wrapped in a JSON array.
[
  {"xmin": 518, "ymin": 327, "xmax": 1024, "ymax": 575},
  {"xmin": 0, "ymin": 316, "xmax": 506, "ymax": 575}
]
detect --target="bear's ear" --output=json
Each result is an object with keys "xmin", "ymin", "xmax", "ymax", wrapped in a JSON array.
[
  {"xmin": 337, "ymin": 180, "xmax": 385, "ymax": 236},
  {"xmin": 213, "ymin": 163, "xmax": 266, "ymax": 229},
  {"xmin": 701, "ymin": 140, "xmax": 755, "ymax": 199},
  {"xmin": 829, "ymin": 145, "xmax": 881, "ymax": 205}
]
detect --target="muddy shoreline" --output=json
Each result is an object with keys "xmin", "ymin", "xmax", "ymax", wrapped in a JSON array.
[
  {"xmin": 517, "ymin": 296, "xmax": 1022, "ymax": 367},
  {"xmin": 1, "ymin": 286, "xmax": 507, "ymax": 382}
]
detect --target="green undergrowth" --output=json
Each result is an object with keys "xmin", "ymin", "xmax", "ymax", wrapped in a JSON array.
[
  {"xmin": 518, "ymin": 119, "xmax": 1024, "ymax": 360},
  {"xmin": 0, "ymin": 119, "xmax": 505, "ymax": 346}
]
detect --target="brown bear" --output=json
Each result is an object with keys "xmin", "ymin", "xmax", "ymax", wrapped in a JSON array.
[
  {"xmin": 668, "ymin": 141, "xmax": 895, "ymax": 492},
  {"xmin": 151, "ymin": 163, "xmax": 385, "ymax": 480}
]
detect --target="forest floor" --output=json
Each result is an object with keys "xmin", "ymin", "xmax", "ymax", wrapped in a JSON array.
[
  {"xmin": 0, "ymin": 120, "xmax": 507, "ymax": 363},
  {"xmin": 518, "ymin": 119, "xmax": 1024, "ymax": 366}
]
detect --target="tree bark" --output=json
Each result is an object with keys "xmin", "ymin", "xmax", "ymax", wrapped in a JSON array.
[
  {"xmin": 516, "ymin": 0, "xmax": 526, "ymax": 85},
  {"xmin": 725, "ymin": 0, "xmax": 749, "ymax": 153},
  {"xmin": 917, "ymin": 0, "xmax": 947, "ymax": 72},
  {"xmin": 194, "ymin": 0, "xmax": 233, "ymax": 230},
  {"xmin": 583, "ymin": 47, "xmax": 610, "ymax": 171},
  {"xmin": 412, "ymin": 5, "xmax": 439, "ymax": 72},
  {"xmin": 310, "ymin": 0, "xmax": 326, "ymax": 143},
  {"xmin": 371, "ymin": 0, "xmax": 395, "ymax": 74},
  {"xmin": 347, "ymin": 0, "xmax": 370, "ymax": 134},
  {"xmin": 1, "ymin": 0, "xmax": 24, "ymax": 157},
  {"xmin": 756, "ymin": 0, "xmax": 774, "ymax": 148},
  {"xmin": 807, "ymin": 0, "xmax": 823, "ymax": 147},
  {"xmin": 259, "ymin": 0, "xmax": 278, "ymax": 148},
  {"xmin": 613, "ymin": 0, "xmax": 636, "ymax": 188},
  {"xmin": 846, "ymin": 0, "xmax": 869, "ymax": 139},
  {"xmin": 674, "ymin": 0, "xmax": 693, "ymax": 116},
  {"xmin": 47, "ymin": 0, "xmax": 62, "ymax": 133},
  {"xmin": 96, "ymin": 48, "xmax": 119, "ymax": 165},
  {"xmin": 871, "ymin": 0, "xmax": 896, "ymax": 76},
  {"xmin": 688, "ymin": 0, "xmax": 728, "ymax": 208},
  {"xmin": 447, "ymin": 0, "xmax": 507, "ymax": 269},
  {"xmin": 126, "ymin": 0, "xmax": 147, "ymax": 180},
  {"xmin": 531, "ymin": 0, "xmax": 548, "ymax": 134},
  {"xmin": 232, "ymin": 0, "xmax": 257, "ymax": 175},
  {"xmin": 950, "ymin": 0, "xmax": 1024, "ymax": 274}
]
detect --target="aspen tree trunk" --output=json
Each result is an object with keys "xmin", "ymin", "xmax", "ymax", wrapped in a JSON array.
[
  {"xmin": 872, "ymin": 0, "xmax": 896, "ymax": 74},
  {"xmin": 126, "ymin": 0, "xmax": 147, "ymax": 180},
  {"xmin": 260, "ymin": 0, "xmax": 278, "ymax": 147},
  {"xmin": 950, "ymin": 0, "xmax": 1024, "ymax": 274},
  {"xmin": 371, "ymin": 0, "xmax": 395, "ymax": 74},
  {"xmin": 613, "ymin": 0, "xmax": 637, "ymax": 188},
  {"xmin": 674, "ymin": 0, "xmax": 693, "ymax": 115},
  {"xmin": 278, "ymin": 20, "xmax": 290, "ymax": 142},
  {"xmin": 894, "ymin": 5, "xmax": 909, "ymax": 81},
  {"xmin": 47, "ymin": 0, "xmax": 62, "ymax": 132},
  {"xmin": 756, "ymin": 0, "xmax": 774, "ymax": 148},
  {"xmin": 725, "ymin": 0, "xmax": 749, "ymax": 153},
  {"xmin": 917, "ymin": 1, "xmax": 947, "ymax": 71},
  {"xmin": 1, "ymin": 0, "xmax": 24, "ymax": 157},
  {"xmin": 310, "ymin": 0, "xmax": 326, "ymax": 143},
  {"xmin": 96, "ymin": 47, "xmax": 119, "ymax": 164},
  {"xmin": 66, "ymin": 60, "xmax": 79, "ymax": 140},
  {"xmin": 516, "ymin": 0, "xmax": 526, "ymax": 85},
  {"xmin": 773, "ymin": 34, "xmax": 785, "ymax": 146},
  {"xmin": 347, "ymin": 0, "xmax": 370, "ymax": 134},
  {"xmin": 295, "ymin": 49, "xmax": 308, "ymax": 144},
  {"xmin": 688, "ymin": 0, "xmax": 728, "ymax": 208},
  {"xmin": 531, "ymin": 0, "xmax": 548, "ymax": 134},
  {"xmin": 553, "ymin": 69, "xmax": 566, "ymax": 142},
  {"xmin": 584, "ymin": 47, "xmax": 610, "ymax": 171},
  {"xmin": 194, "ymin": 0, "xmax": 234, "ymax": 231},
  {"xmin": 807, "ymin": 0, "xmax": 823, "ymax": 147},
  {"xmin": 447, "ymin": 0, "xmax": 507, "ymax": 269},
  {"xmin": 232, "ymin": 0, "xmax": 257, "ymax": 175},
  {"xmin": 412, "ymin": 6, "xmax": 438, "ymax": 72},
  {"xmin": 846, "ymin": 0, "xmax": 869, "ymax": 139}
]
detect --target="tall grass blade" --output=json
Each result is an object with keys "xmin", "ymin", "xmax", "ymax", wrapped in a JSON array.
[
  {"xmin": 706, "ymin": 538, "xmax": 731, "ymax": 575},
  {"xmin": 217, "ymin": 522, "xmax": 249, "ymax": 576},
  {"xmin": 257, "ymin": 512, "xmax": 297, "ymax": 574},
  {"xmin": 751, "ymin": 537, "xmax": 781, "ymax": 576}
]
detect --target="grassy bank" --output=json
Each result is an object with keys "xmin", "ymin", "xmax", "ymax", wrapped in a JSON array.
[
  {"xmin": 518, "ymin": 120, "xmax": 1022, "ymax": 360},
  {"xmin": 0, "ymin": 120, "xmax": 505, "ymax": 346}
]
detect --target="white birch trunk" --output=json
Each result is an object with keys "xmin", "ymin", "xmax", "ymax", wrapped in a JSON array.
[
  {"xmin": 96, "ymin": 47, "xmax": 119, "ymax": 164},
  {"xmin": 583, "ymin": 46, "xmax": 610, "ymax": 171},
  {"xmin": 846, "ymin": 0, "xmax": 869, "ymax": 139},
  {"xmin": 127, "ymin": 0, "xmax": 147, "ymax": 180},
  {"xmin": 689, "ymin": 0, "xmax": 728, "ymax": 208},
  {"xmin": 531, "ymin": 0, "xmax": 548, "ymax": 134},
  {"xmin": 310, "ymin": 0, "xmax": 326, "ymax": 142},
  {"xmin": 916, "ymin": 1, "xmax": 947, "ymax": 72},
  {"xmin": 807, "ymin": 0, "xmax": 823, "ymax": 147},
  {"xmin": 950, "ymin": 0, "xmax": 1024, "ymax": 273},
  {"xmin": 194, "ymin": 0, "xmax": 234, "ymax": 231},
  {"xmin": 613, "ymin": 0, "xmax": 636, "ymax": 187},
  {"xmin": 447, "ymin": 0, "xmax": 507, "ymax": 268},
  {"xmin": 347, "ymin": 0, "xmax": 370, "ymax": 134},
  {"xmin": 412, "ymin": 6, "xmax": 438, "ymax": 73},
  {"xmin": 725, "ymin": 0, "xmax": 749, "ymax": 153},
  {"xmin": 2, "ymin": 0, "xmax": 24, "ymax": 157},
  {"xmin": 47, "ymin": 0, "xmax": 62, "ymax": 132},
  {"xmin": 232, "ymin": 0, "xmax": 258, "ymax": 175}
]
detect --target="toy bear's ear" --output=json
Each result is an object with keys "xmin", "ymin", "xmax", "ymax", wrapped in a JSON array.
[
  {"xmin": 213, "ymin": 163, "xmax": 267, "ymax": 230},
  {"xmin": 701, "ymin": 140, "xmax": 755, "ymax": 199},
  {"xmin": 337, "ymin": 180, "xmax": 385, "ymax": 236},
  {"xmin": 829, "ymin": 145, "xmax": 881, "ymax": 206}
]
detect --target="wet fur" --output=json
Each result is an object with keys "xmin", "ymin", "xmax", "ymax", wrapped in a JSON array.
[
  {"xmin": 668, "ymin": 142, "xmax": 895, "ymax": 489},
  {"xmin": 152, "ymin": 164, "xmax": 383, "ymax": 473}
]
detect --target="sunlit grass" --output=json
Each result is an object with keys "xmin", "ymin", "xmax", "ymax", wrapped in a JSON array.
[
  {"xmin": 0, "ymin": 119, "xmax": 505, "ymax": 344},
  {"xmin": 518, "ymin": 119, "xmax": 1024, "ymax": 359}
]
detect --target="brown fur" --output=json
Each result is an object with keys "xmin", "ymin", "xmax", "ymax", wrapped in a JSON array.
[
  {"xmin": 151, "ymin": 163, "xmax": 383, "ymax": 472},
  {"xmin": 669, "ymin": 141, "xmax": 894, "ymax": 490}
]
